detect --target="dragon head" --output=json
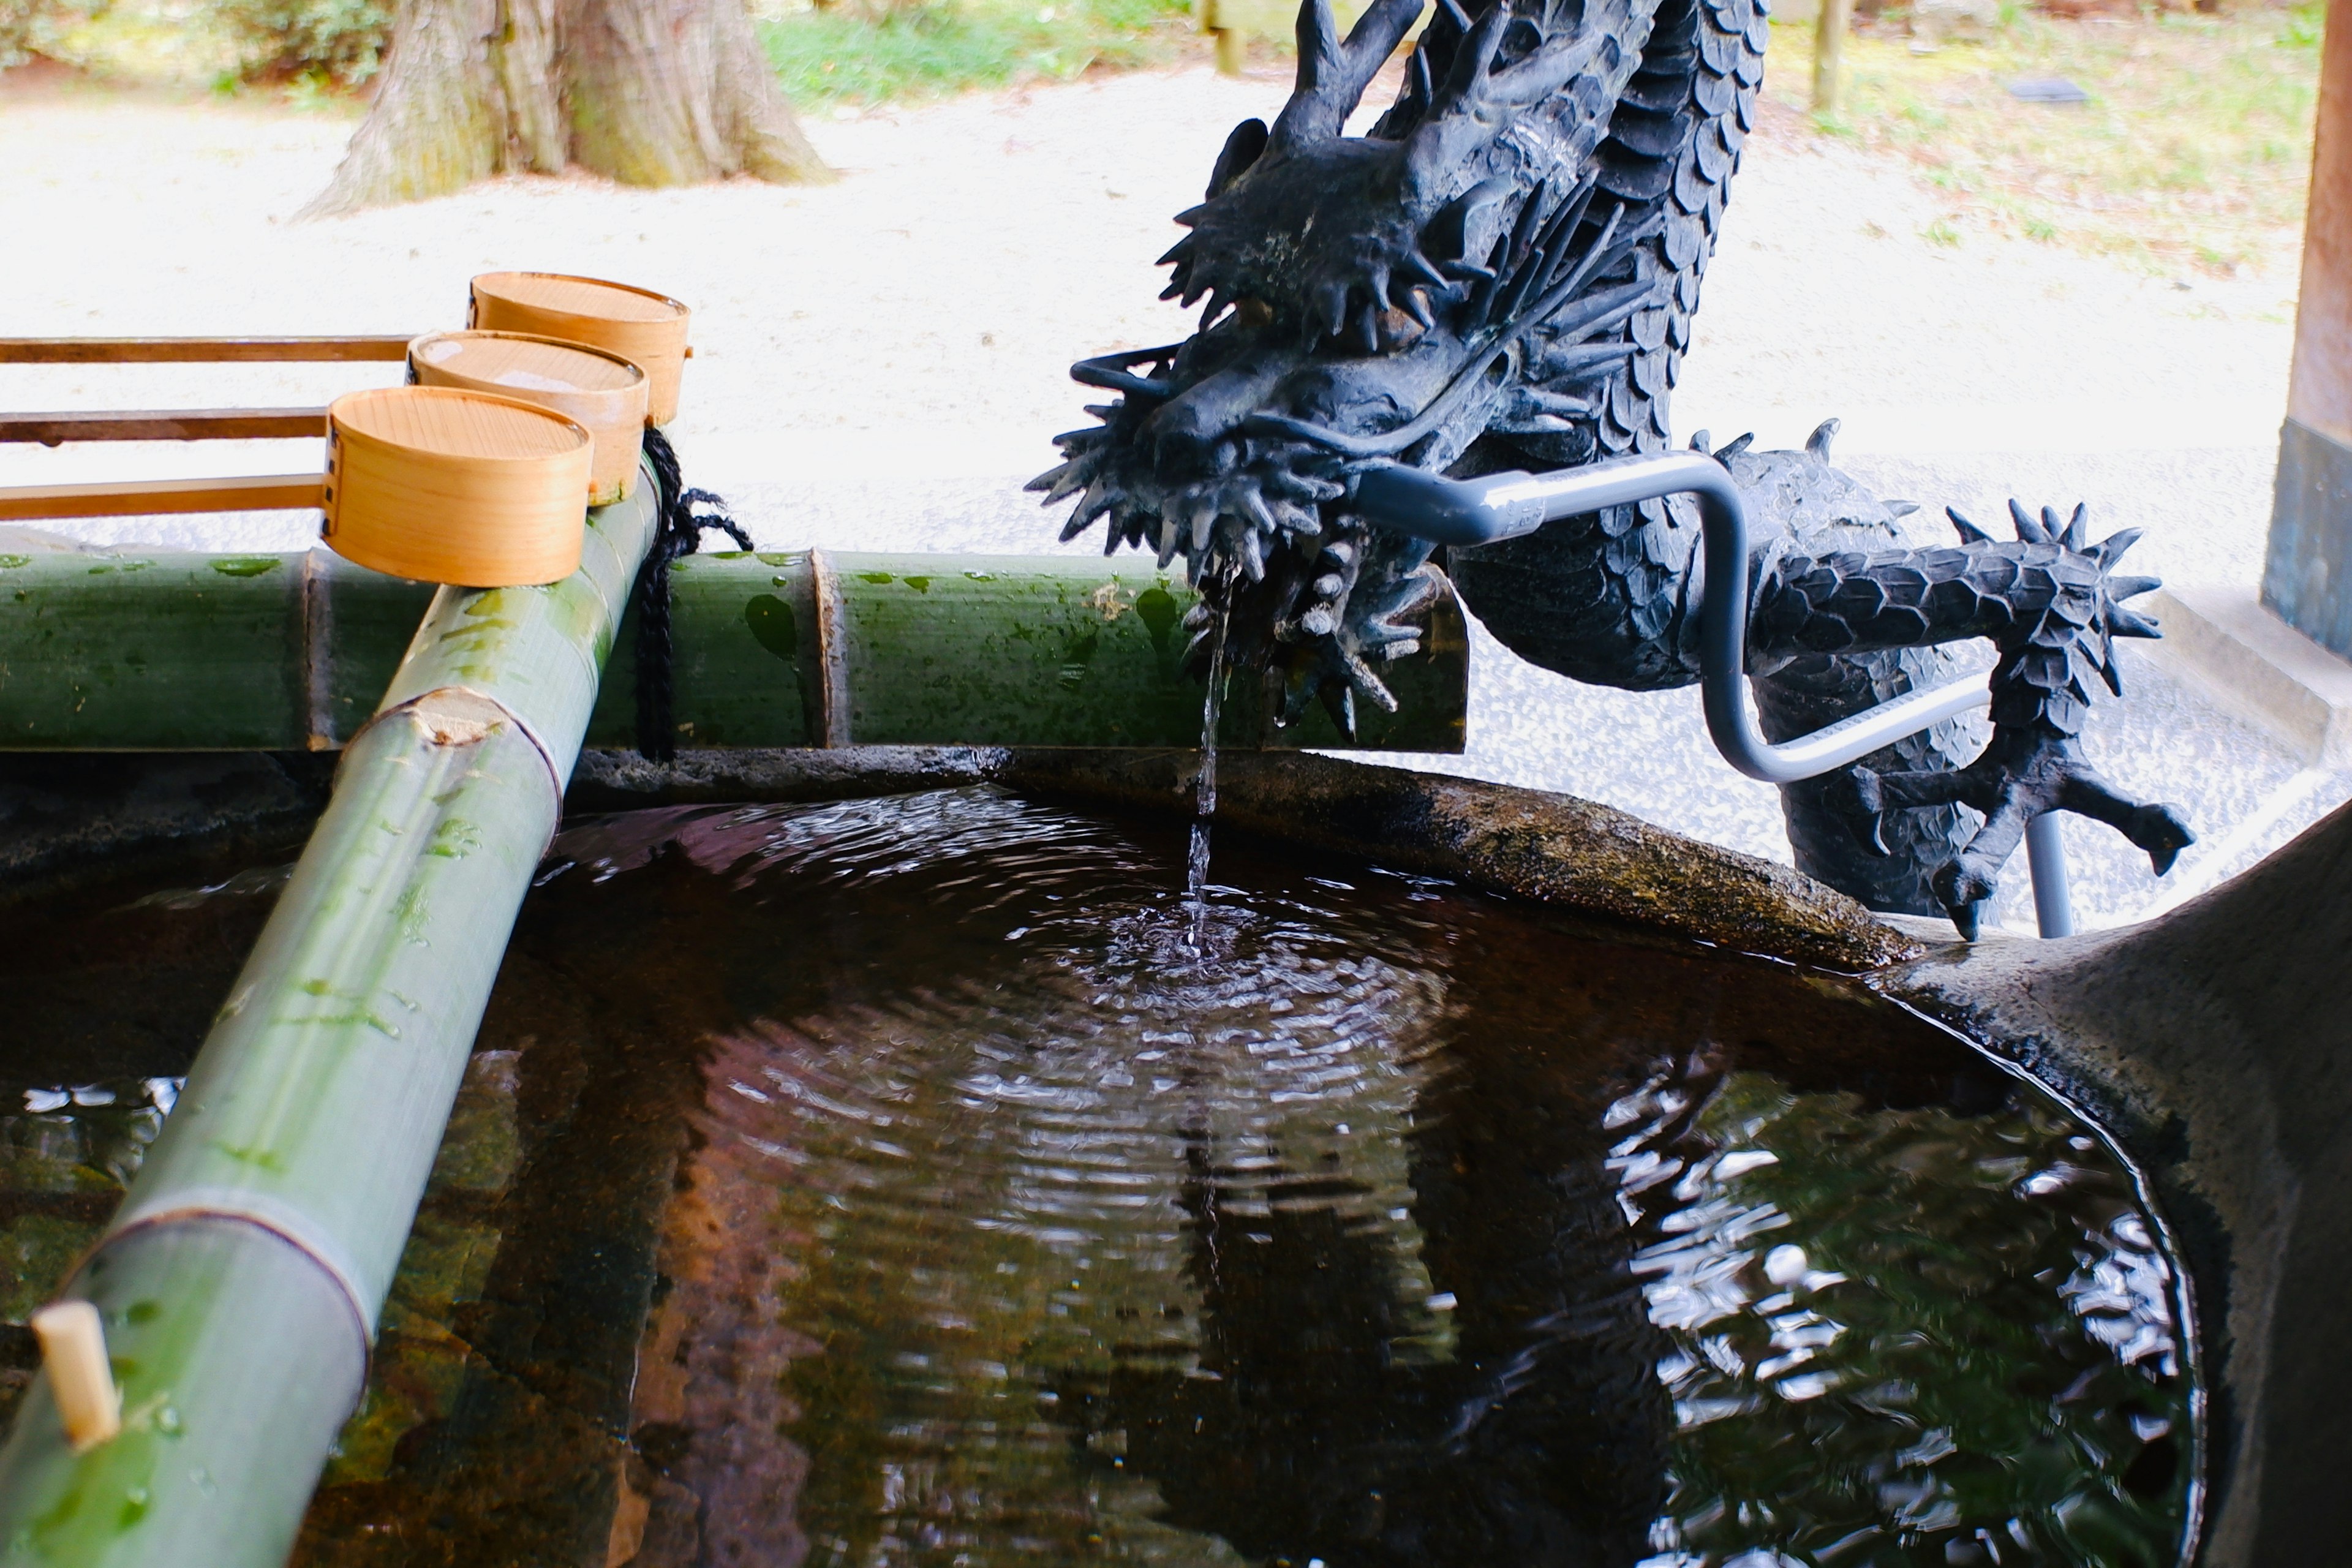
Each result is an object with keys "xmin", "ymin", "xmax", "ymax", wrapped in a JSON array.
[{"xmin": 1030, "ymin": 0, "xmax": 1661, "ymax": 734}]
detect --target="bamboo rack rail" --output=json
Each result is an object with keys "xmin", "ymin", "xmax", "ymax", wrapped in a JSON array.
[
  {"xmin": 0, "ymin": 466, "xmax": 663, "ymax": 1567},
  {"xmin": 0, "ymin": 549, "xmax": 1470, "ymax": 754}
]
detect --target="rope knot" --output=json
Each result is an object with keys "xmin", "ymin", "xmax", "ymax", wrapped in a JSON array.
[{"xmin": 634, "ymin": 427, "xmax": 753, "ymax": 762}]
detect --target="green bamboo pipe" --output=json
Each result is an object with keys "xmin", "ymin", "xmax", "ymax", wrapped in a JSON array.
[
  {"xmin": 0, "ymin": 551, "xmax": 1469, "ymax": 755},
  {"xmin": 0, "ymin": 472, "xmax": 661, "ymax": 1567}
]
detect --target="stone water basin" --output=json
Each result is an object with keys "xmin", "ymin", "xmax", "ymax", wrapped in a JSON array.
[{"xmin": 0, "ymin": 765, "xmax": 2199, "ymax": 1568}]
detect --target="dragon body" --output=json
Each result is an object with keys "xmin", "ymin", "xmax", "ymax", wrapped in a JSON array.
[{"xmin": 1031, "ymin": 0, "xmax": 2191, "ymax": 929}]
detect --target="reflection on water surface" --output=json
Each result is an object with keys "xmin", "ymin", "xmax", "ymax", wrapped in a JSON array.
[{"xmin": 0, "ymin": 788, "xmax": 2195, "ymax": 1567}]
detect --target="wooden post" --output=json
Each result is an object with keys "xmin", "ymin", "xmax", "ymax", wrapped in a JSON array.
[
  {"xmin": 1813, "ymin": 0, "xmax": 1855, "ymax": 119},
  {"xmin": 1196, "ymin": 0, "xmax": 1243, "ymax": 75},
  {"xmin": 2265, "ymin": 0, "xmax": 2352, "ymax": 659}
]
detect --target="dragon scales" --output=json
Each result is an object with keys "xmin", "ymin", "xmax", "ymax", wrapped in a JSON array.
[{"xmin": 1030, "ymin": 0, "xmax": 2193, "ymax": 932}]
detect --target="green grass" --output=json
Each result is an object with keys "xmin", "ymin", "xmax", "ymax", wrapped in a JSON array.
[
  {"xmin": 761, "ymin": 0, "xmax": 1197, "ymax": 109},
  {"xmin": 1768, "ymin": 4, "xmax": 2326, "ymax": 273}
]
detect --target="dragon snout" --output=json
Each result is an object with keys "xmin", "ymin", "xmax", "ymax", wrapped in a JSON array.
[{"xmin": 1139, "ymin": 348, "xmax": 1297, "ymax": 472}]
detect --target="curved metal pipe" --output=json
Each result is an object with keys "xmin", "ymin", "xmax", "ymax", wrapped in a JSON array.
[
  {"xmin": 1352, "ymin": 453, "xmax": 2069, "ymax": 933},
  {"xmin": 1354, "ymin": 451, "xmax": 1994, "ymax": 784}
]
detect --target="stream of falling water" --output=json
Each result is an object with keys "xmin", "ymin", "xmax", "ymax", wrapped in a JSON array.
[{"xmin": 1183, "ymin": 587, "xmax": 1232, "ymax": 952}]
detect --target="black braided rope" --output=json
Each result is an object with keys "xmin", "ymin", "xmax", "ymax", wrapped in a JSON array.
[{"xmin": 635, "ymin": 426, "xmax": 753, "ymax": 761}]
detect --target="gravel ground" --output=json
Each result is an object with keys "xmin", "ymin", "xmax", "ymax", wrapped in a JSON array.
[{"xmin": 0, "ymin": 59, "xmax": 2335, "ymax": 935}]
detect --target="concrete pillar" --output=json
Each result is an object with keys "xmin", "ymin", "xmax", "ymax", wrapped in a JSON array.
[{"xmin": 2266, "ymin": 0, "xmax": 2352, "ymax": 657}]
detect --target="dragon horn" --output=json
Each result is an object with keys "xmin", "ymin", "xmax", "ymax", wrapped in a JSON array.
[
  {"xmin": 1271, "ymin": 0, "xmax": 1428, "ymax": 149},
  {"xmin": 1947, "ymin": 507, "xmax": 1991, "ymax": 545},
  {"xmin": 2108, "ymin": 605, "xmax": 2163, "ymax": 639},
  {"xmin": 1404, "ymin": 40, "xmax": 1434, "ymax": 111},
  {"xmin": 2008, "ymin": 499, "xmax": 2048, "ymax": 543},
  {"xmin": 2108, "ymin": 573, "xmax": 2161, "ymax": 602},
  {"xmin": 1402, "ymin": 6, "xmax": 1601, "ymax": 214}
]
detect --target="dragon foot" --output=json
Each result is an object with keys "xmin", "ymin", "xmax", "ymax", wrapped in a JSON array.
[
  {"xmin": 1844, "ymin": 500, "xmax": 2193, "ymax": 937},
  {"xmin": 1854, "ymin": 734, "xmax": 2193, "ymax": 935}
]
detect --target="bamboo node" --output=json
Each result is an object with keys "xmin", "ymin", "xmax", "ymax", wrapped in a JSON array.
[
  {"xmin": 408, "ymin": 688, "xmax": 509, "ymax": 747},
  {"xmin": 29, "ymin": 1300, "xmax": 121, "ymax": 1453}
]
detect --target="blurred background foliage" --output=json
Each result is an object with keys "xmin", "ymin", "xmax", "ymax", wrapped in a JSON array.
[
  {"xmin": 0, "ymin": 0, "xmax": 1196, "ymax": 100},
  {"xmin": 0, "ymin": 0, "xmax": 385, "ymax": 88},
  {"xmin": 1770, "ymin": 0, "xmax": 2325, "ymax": 272},
  {"xmin": 208, "ymin": 0, "xmax": 388, "ymax": 87},
  {"xmin": 761, "ymin": 0, "xmax": 1196, "ymax": 108}
]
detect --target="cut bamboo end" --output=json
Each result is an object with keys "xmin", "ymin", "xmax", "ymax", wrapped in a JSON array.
[
  {"xmin": 323, "ymin": 386, "xmax": 591, "ymax": 589},
  {"xmin": 410, "ymin": 332, "xmax": 648, "ymax": 505},
  {"xmin": 405, "ymin": 687, "xmax": 510, "ymax": 748},
  {"xmin": 29, "ymin": 1301, "xmax": 120, "ymax": 1453},
  {"xmin": 468, "ymin": 273, "xmax": 690, "ymax": 426}
]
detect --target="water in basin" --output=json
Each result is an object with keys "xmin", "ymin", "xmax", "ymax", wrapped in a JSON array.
[{"xmin": 0, "ymin": 787, "xmax": 2196, "ymax": 1567}]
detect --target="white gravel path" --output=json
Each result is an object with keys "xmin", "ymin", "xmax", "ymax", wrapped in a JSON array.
[{"xmin": 0, "ymin": 58, "xmax": 2329, "ymax": 934}]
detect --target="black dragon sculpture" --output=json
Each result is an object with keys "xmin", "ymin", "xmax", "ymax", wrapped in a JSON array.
[{"xmin": 1031, "ymin": 0, "xmax": 2193, "ymax": 932}]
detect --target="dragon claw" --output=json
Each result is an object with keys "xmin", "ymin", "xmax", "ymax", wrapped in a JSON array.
[
  {"xmin": 1875, "ymin": 729, "xmax": 2195, "ymax": 934},
  {"xmin": 2125, "ymin": 802, "xmax": 2196, "ymax": 876},
  {"xmin": 1931, "ymin": 857, "xmax": 2000, "ymax": 918}
]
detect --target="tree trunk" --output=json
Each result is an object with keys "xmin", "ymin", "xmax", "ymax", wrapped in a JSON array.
[{"xmin": 304, "ymin": 0, "xmax": 830, "ymax": 218}]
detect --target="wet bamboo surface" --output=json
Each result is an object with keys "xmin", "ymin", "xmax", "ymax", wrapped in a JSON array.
[
  {"xmin": 0, "ymin": 551, "xmax": 1469, "ymax": 755},
  {"xmin": 0, "ymin": 472, "xmax": 662, "ymax": 1567}
]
